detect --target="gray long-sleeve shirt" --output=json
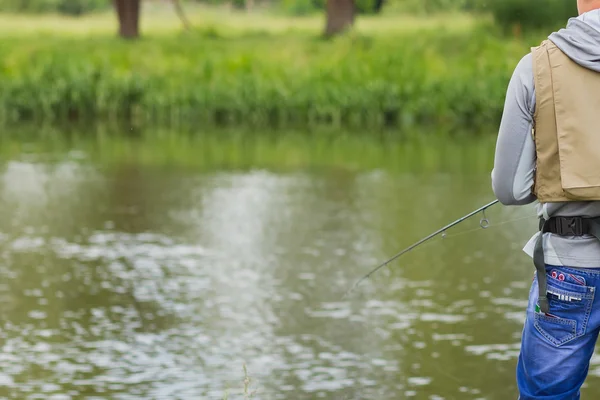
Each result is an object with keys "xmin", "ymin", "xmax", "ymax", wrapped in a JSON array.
[{"xmin": 492, "ymin": 10, "xmax": 600, "ymax": 268}]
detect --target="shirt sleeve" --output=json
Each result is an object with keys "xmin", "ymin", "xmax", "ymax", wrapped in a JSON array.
[{"xmin": 491, "ymin": 53, "xmax": 538, "ymax": 206}]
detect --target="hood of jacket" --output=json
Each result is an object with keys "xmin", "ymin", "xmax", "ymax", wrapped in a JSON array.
[{"xmin": 549, "ymin": 9, "xmax": 600, "ymax": 72}]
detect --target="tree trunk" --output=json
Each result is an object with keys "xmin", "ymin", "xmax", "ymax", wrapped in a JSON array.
[
  {"xmin": 114, "ymin": 0, "xmax": 141, "ymax": 39},
  {"xmin": 324, "ymin": 0, "xmax": 355, "ymax": 37}
]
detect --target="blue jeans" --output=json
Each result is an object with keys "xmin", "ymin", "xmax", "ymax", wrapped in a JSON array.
[{"xmin": 517, "ymin": 265, "xmax": 599, "ymax": 399}]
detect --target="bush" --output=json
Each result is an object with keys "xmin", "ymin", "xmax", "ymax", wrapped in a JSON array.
[
  {"xmin": 391, "ymin": 0, "xmax": 462, "ymax": 14},
  {"xmin": 355, "ymin": 0, "xmax": 378, "ymax": 14},
  {"xmin": 0, "ymin": 29, "xmax": 533, "ymax": 129},
  {"xmin": 0, "ymin": 0, "xmax": 110, "ymax": 15},
  {"xmin": 485, "ymin": 0, "xmax": 578, "ymax": 33},
  {"xmin": 56, "ymin": 0, "xmax": 108, "ymax": 15},
  {"xmin": 380, "ymin": 0, "xmax": 480, "ymax": 15},
  {"xmin": 280, "ymin": 0, "xmax": 378, "ymax": 16},
  {"xmin": 280, "ymin": 0, "xmax": 319, "ymax": 16}
]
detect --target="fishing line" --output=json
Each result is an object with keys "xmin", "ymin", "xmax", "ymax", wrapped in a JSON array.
[
  {"xmin": 344, "ymin": 199, "xmax": 540, "ymax": 298},
  {"xmin": 393, "ymin": 213, "xmax": 534, "ymax": 387},
  {"xmin": 357, "ymin": 213, "xmax": 536, "ymax": 269},
  {"xmin": 343, "ymin": 213, "xmax": 537, "ymax": 386},
  {"xmin": 341, "ymin": 205, "xmax": 538, "ymax": 388},
  {"xmin": 439, "ymin": 213, "xmax": 537, "ymax": 240}
]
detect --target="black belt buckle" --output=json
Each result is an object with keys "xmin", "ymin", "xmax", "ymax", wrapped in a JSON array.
[{"xmin": 556, "ymin": 217, "xmax": 584, "ymax": 236}]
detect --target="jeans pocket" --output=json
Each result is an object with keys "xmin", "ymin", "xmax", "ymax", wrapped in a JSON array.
[
  {"xmin": 533, "ymin": 273, "xmax": 595, "ymax": 347},
  {"xmin": 534, "ymin": 313, "xmax": 577, "ymax": 346}
]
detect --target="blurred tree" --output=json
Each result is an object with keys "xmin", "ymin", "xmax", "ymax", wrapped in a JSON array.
[
  {"xmin": 0, "ymin": 0, "xmax": 109, "ymax": 14},
  {"xmin": 114, "ymin": 0, "xmax": 141, "ymax": 38},
  {"xmin": 172, "ymin": 0, "xmax": 192, "ymax": 30},
  {"xmin": 324, "ymin": 0, "xmax": 354, "ymax": 36}
]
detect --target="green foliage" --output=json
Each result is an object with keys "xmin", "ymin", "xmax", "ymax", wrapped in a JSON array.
[
  {"xmin": 57, "ymin": 0, "xmax": 108, "ymax": 15},
  {"xmin": 390, "ymin": 0, "xmax": 460, "ymax": 14},
  {"xmin": 280, "ymin": 0, "xmax": 320, "ymax": 16},
  {"xmin": 483, "ymin": 0, "xmax": 578, "ymax": 33},
  {"xmin": 0, "ymin": 0, "xmax": 109, "ymax": 15},
  {"xmin": 355, "ymin": 0, "xmax": 378, "ymax": 14},
  {"xmin": 0, "ymin": 28, "xmax": 536, "ymax": 129},
  {"xmin": 230, "ymin": 0, "xmax": 247, "ymax": 10},
  {"xmin": 280, "ymin": 0, "xmax": 378, "ymax": 16},
  {"xmin": 380, "ymin": 0, "xmax": 484, "ymax": 15}
]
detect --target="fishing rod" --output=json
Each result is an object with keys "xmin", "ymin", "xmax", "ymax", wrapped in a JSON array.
[{"xmin": 346, "ymin": 199, "xmax": 500, "ymax": 296}]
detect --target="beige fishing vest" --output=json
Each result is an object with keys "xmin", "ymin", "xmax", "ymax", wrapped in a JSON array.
[{"xmin": 531, "ymin": 39, "xmax": 600, "ymax": 202}]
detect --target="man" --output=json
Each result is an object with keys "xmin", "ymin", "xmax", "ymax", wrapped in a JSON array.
[{"xmin": 492, "ymin": 1, "xmax": 600, "ymax": 398}]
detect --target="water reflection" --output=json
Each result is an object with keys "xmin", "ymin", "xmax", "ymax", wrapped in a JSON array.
[{"xmin": 0, "ymin": 139, "xmax": 596, "ymax": 400}]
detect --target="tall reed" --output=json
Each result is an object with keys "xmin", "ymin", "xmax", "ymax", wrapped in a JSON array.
[{"xmin": 0, "ymin": 26, "xmax": 540, "ymax": 128}]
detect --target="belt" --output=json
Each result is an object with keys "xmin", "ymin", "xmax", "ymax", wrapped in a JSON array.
[
  {"xmin": 538, "ymin": 216, "xmax": 593, "ymax": 236},
  {"xmin": 534, "ymin": 216, "xmax": 600, "ymax": 313}
]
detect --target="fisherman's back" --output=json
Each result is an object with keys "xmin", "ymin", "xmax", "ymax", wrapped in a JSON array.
[{"xmin": 492, "ymin": 3, "xmax": 600, "ymax": 398}]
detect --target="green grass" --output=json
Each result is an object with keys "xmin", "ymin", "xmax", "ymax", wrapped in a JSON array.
[{"xmin": 0, "ymin": 5, "xmax": 546, "ymax": 129}]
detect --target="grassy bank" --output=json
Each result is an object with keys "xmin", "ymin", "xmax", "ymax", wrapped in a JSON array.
[{"xmin": 0, "ymin": 6, "xmax": 544, "ymax": 129}]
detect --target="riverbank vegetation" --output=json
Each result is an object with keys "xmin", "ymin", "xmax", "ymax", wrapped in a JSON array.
[{"xmin": 0, "ymin": 2, "xmax": 577, "ymax": 129}]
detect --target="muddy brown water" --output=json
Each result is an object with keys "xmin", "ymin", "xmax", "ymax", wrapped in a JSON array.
[{"xmin": 1, "ymin": 130, "xmax": 599, "ymax": 399}]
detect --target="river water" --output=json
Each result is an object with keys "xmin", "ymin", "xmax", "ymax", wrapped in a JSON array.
[{"xmin": 1, "ymin": 128, "xmax": 599, "ymax": 399}]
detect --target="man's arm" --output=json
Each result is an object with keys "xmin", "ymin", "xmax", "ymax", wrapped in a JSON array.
[{"xmin": 491, "ymin": 53, "xmax": 538, "ymax": 206}]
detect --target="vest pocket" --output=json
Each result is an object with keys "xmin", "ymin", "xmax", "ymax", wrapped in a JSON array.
[
  {"xmin": 562, "ymin": 186, "xmax": 600, "ymax": 200},
  {"xmin": 533, "ymin": 282, "xmax": 594, "ymax": 347}
]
